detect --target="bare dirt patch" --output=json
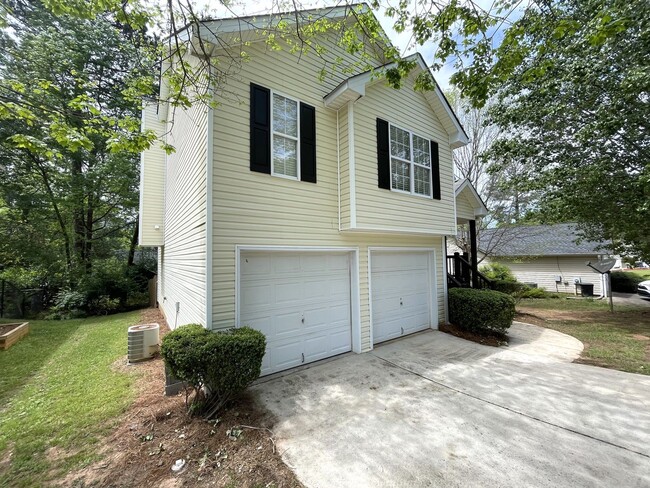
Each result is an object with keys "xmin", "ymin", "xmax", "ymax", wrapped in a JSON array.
[
  {"xmin": 439, "ymin": 322, "xmax": 508, "ymax": 347},
  {"xmin": 63, "ymin": 309, "xmax": 302, "ymax": 488}
]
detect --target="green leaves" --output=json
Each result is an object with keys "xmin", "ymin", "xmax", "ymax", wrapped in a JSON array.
[{"xmin": 484, "ymin": 0, "xmax": 650, "ymax": 260}]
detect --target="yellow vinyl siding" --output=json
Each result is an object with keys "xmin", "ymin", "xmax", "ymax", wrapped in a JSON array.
[
  {"xmin": 455, "ymin": 189, "xmax": 476, "ymax": 222},
  {"xmin": 353, "ymin": 74, "xmax": 457, "ymax": 234},
  {"xmin": 159, "ymin": 99, "xmax": 208, "ymax": 328},
  {"xmin": 486, "ymin": 256, "xmax": 603, "ymax": 295},
  {"xmin": 139, "ymin": 104, "xmax": 166, "ymax": 246},
  {"xmin": 210, "ymin": 41, "xmax": 452, "ymax": 350}
]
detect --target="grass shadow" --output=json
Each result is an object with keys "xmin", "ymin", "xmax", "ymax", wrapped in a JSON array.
[{"xmin": 0, "ymin": 318, "xmax": 85, "ymax": 405}]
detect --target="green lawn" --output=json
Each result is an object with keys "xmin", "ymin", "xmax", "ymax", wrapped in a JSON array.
[
  {"xmin": 622, "ymin": 269, "xmax": 650, "ymax": 280},
  {"xmin": 518, "ymin": 298, "xmax": 650, "ymax": 375},
  {"xmin": 0, "ymin": 312, "xmax": 143, "ymax": 487}
]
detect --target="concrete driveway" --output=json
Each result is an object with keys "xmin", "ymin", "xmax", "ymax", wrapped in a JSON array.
[{"xmin": 251, "ymin": 323, "xmax": 650, "ymax": 487}]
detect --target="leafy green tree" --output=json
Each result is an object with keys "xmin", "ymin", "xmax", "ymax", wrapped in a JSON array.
[
  {"xmin": 0, "ymin": 5, "xmax": 154, "ymax": 291},
  {"xmin": 485, "ymin": 0, "xmax": 649, "ymax": 259}
]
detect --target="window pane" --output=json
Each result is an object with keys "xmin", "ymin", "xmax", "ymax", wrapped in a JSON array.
[
  {"xmin": 273, "ymin": 135, "xmax": 298, "ymax": 177},
  {"xmin": 390, "ymin": 126, "xmax": 410, "ymax": 160},
  {"xmin": 391, "ymin": 158, "xmax": 410, "ymax": 192},
  {"xmin": 414, "ymin": 165, "xmax": 431, "ymax": 196},
  {"xmin": 413, "ymin": 135, "xmax": 430, "ymax": 167},
  {"xmin": 273, "ymin": 94, "xmax": 297, "ymax": 137}
]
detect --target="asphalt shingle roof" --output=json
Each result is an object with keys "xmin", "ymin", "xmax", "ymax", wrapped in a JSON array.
[{"xmin": 478, "ymin": 223, "xmax": 610, "ymax": 257}]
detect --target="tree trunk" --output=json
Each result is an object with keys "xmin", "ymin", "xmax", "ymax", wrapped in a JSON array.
[{"xmin": 128, "ymin": 220, "xmax": 139, "ymax": 267}]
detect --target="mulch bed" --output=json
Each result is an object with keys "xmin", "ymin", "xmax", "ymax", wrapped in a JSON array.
[
  {"xmin": 63, "ymin": 308, "xmax": 302, "ymax": 488},
  {"xmin": 439, "ymin": 322, "xmax": 508, "ymax": 347}
]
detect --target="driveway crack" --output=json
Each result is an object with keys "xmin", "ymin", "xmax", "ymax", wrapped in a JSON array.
[{"xmin": 371, "ymin": 353, "xmax": 650, "ymax": 459}]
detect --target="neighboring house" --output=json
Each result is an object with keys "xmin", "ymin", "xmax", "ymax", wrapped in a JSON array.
[
  {"xmin": 138, "ymin": 5, "xmax": 483, "ymax": 376},
  {"xmin": 479, "ymin": 223, "xmax": 612, "ymax": 295}
]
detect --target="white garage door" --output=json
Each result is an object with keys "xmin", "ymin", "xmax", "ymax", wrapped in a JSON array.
[
  {"xmin": 371, "ymin": 251, "xmax": 433, "ymax": 344},
  {"xmin": 239, "ymin": 251, "xmax": 352, "ymax": 375}
]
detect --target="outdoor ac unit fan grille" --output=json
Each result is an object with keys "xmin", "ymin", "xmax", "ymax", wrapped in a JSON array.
[{"xmin": 127, "ymin": 323, "xmax": 160, "ymax": 363}]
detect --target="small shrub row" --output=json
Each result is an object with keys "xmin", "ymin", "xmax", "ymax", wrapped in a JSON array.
[
  {"xmin": 520, "ymin": 287, "xmax": 560, "ymax": 299},
  {"xmin": 449, "ymin": 288, "xmax": 516, "ymax": 335},
  {"xmin": 161, "ymin": 324, "xmax": 266, "ymax": 417},
  {"xmin": 492, "ymin": 280, "xmax": 527, "ymax": 295}
]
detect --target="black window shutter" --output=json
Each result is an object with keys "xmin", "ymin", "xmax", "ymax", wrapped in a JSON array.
[
  {"xmin": 431, "ymin": 140, "xmax": 441, "ymax": 200},
  {"xmin": 250, "ymin": 83, "xmax": 271, "ymax": 174},
  {"xmin": 300, "ymin": 103, "xmax": 317, "ymax": 183},
  {"xmin": 376, "ymin": 118, "xmax": 390, "ymax": 189}
]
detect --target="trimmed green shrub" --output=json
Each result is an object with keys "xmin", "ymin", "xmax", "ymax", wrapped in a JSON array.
[
  {"xmin": 161, "ymin": 324, "xmax": 266, "ymax": 417},
  {"xmin": 520, "ymin": 287, "xmax": 559, "ymax": 299},
  {"xmin": 449, "ymin": 288, "xmax": 516, "ymax": 335},
  {"xmin": 492, "ymin": 280, "xmax": 527, "ymax": 295},
  {"xmin": 479, "ymin": 262, "xmax": 516, "ymax": 282},
  {"xmin": 610, "ymin": 271, "xmax": 645, "ymax": 293}
]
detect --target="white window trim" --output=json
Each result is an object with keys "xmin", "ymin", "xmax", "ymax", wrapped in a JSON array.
[
  {"xmin": 389, "ymin": 122, "xmax": 433, "ymax": 199},
  {"xmin": 270, "ymin": 89, "xmax": 301, "ymax": 181}
]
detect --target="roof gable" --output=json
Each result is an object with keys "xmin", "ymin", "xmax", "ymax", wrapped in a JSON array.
[
  {"xmin": 191, "ymin": 3, "xmax": 392, "ymax": 58},
  {"xmin": 324, "ymin": 53, "xmax": 469, "ymax": 148},
  {"xmin": 455, "ymin": 178, "xmax": 488, "ymax": 217}
]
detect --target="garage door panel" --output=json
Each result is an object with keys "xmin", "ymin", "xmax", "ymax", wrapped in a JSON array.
[
  {"xmin": 240, "ymin": 251, "xmax": 352, "ymax": 375},
  {"xmin": 241, "ymin": 254, "xmax": 272, "ymax": 275},
  {"xmin": 273, "ymin": 312, "xmax": 302, "ymax": 338},
  {"xmin": 276, "ymin": 282, "xmax": 305, "ymax": 305},
  {"xmin": 266, "ymin": 339, "xmax": 303, "ymax": 375},
  {"xmin": 303, "ymin": 328, "xmax": 351, "ymax": 363},
  {"xmin": 371, "ymin": 251, "xmax": 433, "ymax": 345},
  {"xmin": 241, "ymin": 284, "xmax": 272, "ymax": 309},
  {"xmin": 272, "ymin": 254, "xmax": 302, "ymax": 274}
]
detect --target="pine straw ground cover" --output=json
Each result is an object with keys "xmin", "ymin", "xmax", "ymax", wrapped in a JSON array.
[
  {"xmin": 0, "ymin": 309, "xmax": 301, "ymax": 488},
  {"xmin": 517, "ymin": 298, "xmax": 650, "ymax": 375}
]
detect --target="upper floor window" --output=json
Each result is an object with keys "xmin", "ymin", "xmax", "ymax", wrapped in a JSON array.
[
  {"xmin": 390, "ymin": 124, "xmax": 432, "ymax": 197},
  {"xmin": 272, "ymin": 93, "xmax": 299, "ymax": 179},
  {"xmin": 250, "ymin": 83, "xmax": 317, "ymax": 183}
]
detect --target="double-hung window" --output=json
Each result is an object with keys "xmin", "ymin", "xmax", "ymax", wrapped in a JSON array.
[
  {"xmin": 271, "ymin": 93, "xmax": 299, "ymax": 179},
  {"xmin": 250, "ymin": 82, "xmax": 316, "ymax": 183},
  {"xmin": 389, "ymin": 124, "xmax": 432, "ymax": 197}
]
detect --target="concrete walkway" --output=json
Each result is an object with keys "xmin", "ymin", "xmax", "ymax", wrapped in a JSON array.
[{"xmin": 252, "ymin": 323, "xmax": 650, "ymax": 488}]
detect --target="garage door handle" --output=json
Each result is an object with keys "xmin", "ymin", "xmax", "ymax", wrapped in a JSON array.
[
  {"xmin": 302, "ymin": 353, "xmax": 305, "ymax": 363},
  {"xmin": 301, "ymin": 317, "xmax": 305, "ymax": 323}
]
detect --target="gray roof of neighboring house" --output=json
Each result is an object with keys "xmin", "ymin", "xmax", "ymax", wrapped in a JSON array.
[{"xmin": 479, "ymin": 223, "xmax": 610, "ymax": 257}]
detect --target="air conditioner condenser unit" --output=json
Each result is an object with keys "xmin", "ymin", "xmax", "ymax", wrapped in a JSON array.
[{"xmin": 128, "ymin": 323, "xmax": 160, "ymax": 363}]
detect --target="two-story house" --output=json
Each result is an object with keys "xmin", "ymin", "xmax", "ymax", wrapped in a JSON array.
[{"xmin": 139, "ymin": 5, "xmax": 486, "ymax": 376}]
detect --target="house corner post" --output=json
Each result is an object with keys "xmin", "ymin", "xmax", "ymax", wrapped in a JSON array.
[{"xmin": 469, "ymin": 219, "xmax": 478, "ymax": 288}]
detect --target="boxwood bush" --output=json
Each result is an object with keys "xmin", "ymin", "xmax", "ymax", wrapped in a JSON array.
[
  {"xmin": 161, "ymin": 324, "xmax": 266, "ymax": 417},
  {"xmin": 610, "ymin": 271, "xmax": 646, "ymax": 293},
  {"xmin": 449, "ymin": 288, "xmax": 516, "ymax": 335},
  {"xmin": 491, "ymin": 280, "xmax": 527, "ymax": 295}
]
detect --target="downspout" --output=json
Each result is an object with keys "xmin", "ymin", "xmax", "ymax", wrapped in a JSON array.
[
  {"xmin": 336, "ymin": 108, "xmax": 341, "ymax": 232},
  {"xmin": 205, "ymin": 78, "xmax": 214, "ymax": 330}
]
